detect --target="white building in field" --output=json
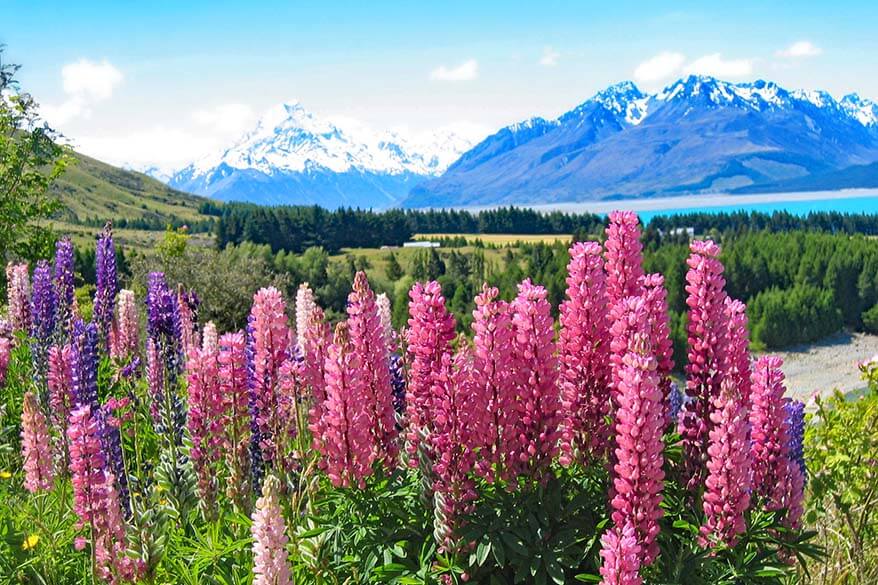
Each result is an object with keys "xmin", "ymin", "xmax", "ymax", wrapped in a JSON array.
[{"xmin": 403, "ymin": 241, "xmax": 441, "ymax": 248}]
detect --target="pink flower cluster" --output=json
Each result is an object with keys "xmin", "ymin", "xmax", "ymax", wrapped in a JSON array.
[
  {"xmin": 251, "ymin": 474, "xmax": 292, "ymax": 585},
  {"xmin": 109, "ymin": 289, "xmax": 139, "ymax": 360},
  {"xmin": 6, "ymin": 262, "xmax": 31, "ymax": 334},
  {"xmin": 605, "ymin": 211, "xmax": 644, "ymax": 304},
  {"xmin": 218, "ymin": 332, "xmax": 252, "ymax": 506},
  {"xmin": 21, "ymin": 390, "xmax": 54, "ymax": 492},
  {"xmin": 599, "ymin": 522, "xmax": 643, "ymax": 585},
  {"xmin": 186, "ymin": 341, "xmax": 225, "ymax": 510},
  {"xmin": 295, "ymin": 282, "xmax": 317, "ymax": 351}
]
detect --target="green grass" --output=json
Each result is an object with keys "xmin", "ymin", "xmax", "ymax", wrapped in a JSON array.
[{"xmin": 335, "ymin": 245, "xmax": 510, "ymax": 281}]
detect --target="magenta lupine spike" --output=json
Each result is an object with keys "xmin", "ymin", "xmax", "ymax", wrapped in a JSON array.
[
  {"xmin": 599, "ymin": 522, "xmax": 643, "ymax": 585},
  {"xmin": 510, "ymin": 279, "xmax": 560, "ymax": 481},
  {"xmin": 249, "ymin": 287, "xmax": 291, "ymax": 471},
  {"xmin": 97, "ymin": 471, "xmax": 143, "ymax": 583},
  {"xmin": 641, "ymin": 274, "xmax": 674, "ymax": 407},
  {"xmin": 558, "ymin": 242, "xmax": 612, "ymax": 465},
  {"xmin": 471, "ymin": 284, "xmax": 518, "ymax": 482},
  {"xmin": 6, "ymin": 262, "xmax": 31, "ymax": 335},
  {"xmin": 750, "ymin": 356, "xmax": 793, "ymax": 511},
  {"xmin": 201, "ymin": 321, "xmax": 218, "ymax": 354},
  {"xmin": 0, "ymin": 337, "xmax": 11, "ymax": 386},
  {"xmin": 699, "ymin": 378, "xmax": 752, "ymax": 547},
  {"xmin": 679, "ymin": 239, "xmax": 728, "ymax": 487},
  {"xmin": 21, "ymin": 391, "xmax": 54, "ymax": 492},
  {"xmin": 347, "ymin": 271, "xmax": 399, "ymax": 466},
  {"xmin": 186, "ymin": 345, "xmax": 224, "ymax": 510},
  {"xmin": 605, "ymin": 211, "xmax": 645, "ymax": 305},
  {"xmin": 218, "ymin": 332, "xmax": 251, "ymax": 506},
  {"xmin": 48, "ymin": 344, "xmax": 74, "ymax": 443},
  {"xmin": 295, "ymin": 282, "xmax": 317, "ymax": 351},
  {"xmin": 314, "ymin": 323, "xmax": 374, "ymax": 488},
  {"xmin": 303, "ymin": 306, "xmax": 332, "ymax": 432},
  {"xmin": 610, "ymin": 298, "xmax": 665, "ymax": 566},
  {"xmin": 722, "ymin": 298, "xmax": 751, "ymax": 406},
  {"xmin": 110, "ymin": 289, "xmax": 139, "ymax": 360},
  {"xmin": 404, "ymin": 281, "xmax": 456, "ymax": 467},
  {"xmin": 251, "ymin": 474, "xmax": 292, "ymax": 585},
  {"xmin": 431, "ymin": 342, "xmax": 487, "ymax": 551}
]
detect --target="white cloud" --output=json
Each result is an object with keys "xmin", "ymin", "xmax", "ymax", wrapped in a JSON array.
[
  {"xmin": 539, "ymin": 47, "xmax": 560, "ymax": 67},
  {"xmin": 684, "ymin": 53, "xmax": 753, "ymax": 78},
  {"xmin": 430, "ymin": 59, "xmax": 479, "ymax": 81},
  {"xmin": 40, "ymin": 59, "xmax": 123, "ymax": 125},
  {"xmin": 192, "ymin": 103, "xmax": 256, "ymax": 136},
  {"xmin": 74, "ymin": 126, "xmax": 220, "ymax": 172},
  {"xmin": 776, "ymin": 41, "xmax": 822, "ymax": 58},
  {"xmin": 633, "ymin": 51, "xmax": 686, "ymax": 83}
]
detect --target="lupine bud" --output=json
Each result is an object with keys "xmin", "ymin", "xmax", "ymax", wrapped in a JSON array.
[
  {"xmin": 610, "ymin": 298, "xmax": 664, "ymax": 565},
  {"xmin": 21, "ymin": 391, "xmax": 54, "ymax": 492},
  {"xmin": 110, "ymin": 289, "xmax": 139, "ymax": 360},
  {"xmin": 54, "ymin": 237, "xmax": 76, "ymax": 340},
  {"xmin": 558, "ymin": 242, "xmax": 612, "ymax": 464},
  {"xmin": 700, "ymin": 378, "xmax": 751, "ymax": 547},
  {"xmin": 295, "ymin": 282, "xmax": 317, "ymax": 351},
  {"xmin": 251, "ymin": 474, "xmax": 292, "ymax": 585},
  {"xmin": 605, "ymin": 211, "xmax": 644, "ymax": 305},
  {"xmin": 314, "ymin": 322, "xmax": 374, "ymax": 488},
  {"xmin": 347, "ymin": 271, "xmax": 398, "ymax": 467},
  {"xmin": 471, "ymin": 284, "xmax": 517, "ymax": 482},
  {"xmin": 679, "ymin": 240, "xmax": 728, "ymax": 488},
  {"xmin": 219, "ymin": 332, "xmax": 251, "ymax": 507},
  {"xmin": 599, "ymin": 522, "xmax": 643, "ymax": 585},
  {"xmin": 94, "ymin": 223, "xmax": 118, "ymax": 347},
  {"xmin": 510, "ymin": 279, "xmax": 559, "ymax": 482},
  {"xmin": 404, "ymin": 281, "xmax": 456, "ymax": 467},
  {"xmin": 6, "ymin": 262, "xmax": 31, "ymax": 334},
  {"xmin": 186, "ymin": 345, "xmax": 223, "ymax": 511}
]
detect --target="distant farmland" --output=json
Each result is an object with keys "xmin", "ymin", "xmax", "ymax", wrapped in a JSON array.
[{"xmin": 414, "ymin": 233, "xmax": 573, "ymax": 245}]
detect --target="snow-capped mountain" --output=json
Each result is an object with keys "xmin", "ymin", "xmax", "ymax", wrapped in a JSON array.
[
  {"xmin": 404, "ymin": 75, "xmax": 878, "ymax": 207},
  {"xmin": 169, "ymin": 102, "xmax": 476, "ymax": 208}
]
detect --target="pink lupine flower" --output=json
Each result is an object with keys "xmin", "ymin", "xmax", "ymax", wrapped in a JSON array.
[
  {"xmin": 404, "ymin": 281, "xmax": 456, "ymax": 467},
  {"xmin": 249, "ymin": 287, "xmax": 291, "ymax": 470},
  {"xmin": 21, "ymin": 391, "xmax": 54, "ymax": 492},
  {"xmin": 641, "ymin": 274, "xmax": 674, "ymax": 408},
  {"xmin": 610, "ymin": 298, "xmax": 664, "ymax": 565},
  {"xmin": 599, "ymin": 522, "xmax": 643, "ymax": 585},
  {"xmin": 314, "ymin": 323, "xmax": 374, "ymax": 487},
  {"xmin": 722, "ymin": 298, "xmax": 751, "ymax": 407},
  {"xmin": 218, "ymin": 332, "xmax": 251, "ymax": 506},
  {"xmin": 347, "ymin": 271, "xmax": 399, "ymax": 467},
  {"xmin": 0, "ymin": 337, "xmax": 12, "ymax": 386},
  {"xmin": 6, "ymin": 262, "xmax": 31, "ymax": 335},
  {"xmin": 471, "ymin": 284, "xmax": 518, "ymax": 482},
  {"xmin": 558, "ymin": 242, "xmax": 612, "ymax": 464},
  {"xmin": 750, "ymin": 356, "xmax": 793, "ymax": 511},
  {"xmin": 376, "ymin": 292, "xmax": 395, "ymax": 349},
  {"xmin": 97, "ymin": 471, "xmax": 142, "ymax": 583},
  {"xmin": 201, "ymin": 321, "xmax": 218, "ymax": 354},
  {"xmin": 679, "ymin": 239, "xmax": 728, "ymax": 487},
  {"xmin": 110, "ymin": 289, "xmax": 139, "ymax": 360},
  {"xmin": 302, "ymin": 306, "xmax": 332, "ymax": 431},
  {"xmin": 605, "ymin": 211, "xmax": 644, "ymax": 305},
  {"xmin": 251, "ymin": 474, "xmax": 292, "ymax": 585},
  {"xmin": 295, "ymin": 282, "xmax": 317, "ymax": 351},
  {"xmin": 700, "ymin": 378, "xmax": 751, "ymax": 547},
  {"xmin": 186, "ymin": 345, "xmax": 224, "ymax": 510},
  {"xmin": 510, "ymin": 279, "xmax": 560, "ymax": 481},
  {"xmin": 48, "ymin": 344, "xmax": 74, "ymax": 432},
  {"xmin": 431, "ymin": 342, "xmax": 488, "ymax": 551}
]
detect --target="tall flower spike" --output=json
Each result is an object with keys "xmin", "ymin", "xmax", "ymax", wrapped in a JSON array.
[
  {"xmin": 699, "ymin": 378, "xmax": 751, "ymax": 547},
  {"xmin": 6, "ymin": 262, "xmax": 31, "ymax": 335},
  {"xmin": 599, "ymin": 522, "xmax": 643, "ymax": 585},
  {"xmin": 314, "ymin": 322, "xmax": 374, "ymax": 487},
  {"xmin": 146, "ymin": 273, "xmax": 185, "ymax": 445},
  {"xmin": 679, "ymin": 239, "xmax": 728, "ymax": 488},
  {"xmin": 471, "ymin": 284, "xmax": 517, "ymax": 482},
  {"xmin": 110, "ymin": 289, "xmax": 139, "ymax": 360},
  {"xmin": 186, "ymin": 344, "xmax": 224, "ymax": 513},
  {"xmin": 641, "ymin": 274, "xmax": 674, "ymax": 411},
  {"xmin": 347, "ymin": 271, "xmax": 399, "ymax": 467},
  {"xmin": 404, "ymin": 281, "xmax": 456, "ymax": 467},
  {"xmin": 376, "ymin": 292, "xmax": 395, "ymax": 349},
  {"xmin": 219, "ymin": 332, "xmax": 251, "ymax": 508},
  {"xmin": 54, "ymin": 237, "xmax": 76, "ymax": 340},
  {"xmin": 295, "ymin": 282, "xmax": 317, "ymax": 351},
  {"xmin": 247, "ymin": 287, "xmax": 290, "ymax": 480},
  {"xmin": 71, "ymin": 320, "xmax": 100, "ymax": 410},
  {"xmin": 750, "ymin": 356, "xmax": 793, "ymax": 511},
  {"xmin": 201, "ymin": 321, "xmax": 218, "ymax": 354},
  {"xmin": 302, "ymin": 306, "xmax": 331, "ymax": 431},
  {"xmin": 558, "ymin": 242, "xmax": 612, "ymax": 465},
  {"xmin": 0, "ymin": 337, "xmax": 11, "ymax": 386},
  {"xmin": 178, "ymin": 286, "xmax": 201, "ymax": 355},
  {"xmin": 94, "ymin": 223, "xmax": 118, "ymax": 347},
  {"xmin": 723, "ymin": 298, "xmax": 751, "ymax": 406},
  {"xmin": 510, "ymin": 279, "xmax": 560, "ymax": 482},
  {"xmin": 610, "ymin": 297, "xmax": 664, "ymax": 565},
  {"xmin": 605, "ymin": 211, "xmax": 645, "ymax": 305},
  {"xmin": 251, "ymin": 474, "xmax": 292, "ymax": 585},
  {"xmin": 48, "ymin": 345, "xmax": 74, "ymax": 439},
  {"xmin": 21, "ymin": 391, "xmax": 54, "ymax": 492},
  {"xmin": 30, "ymin": 260, "xmax": 57, "ymax": 391}
]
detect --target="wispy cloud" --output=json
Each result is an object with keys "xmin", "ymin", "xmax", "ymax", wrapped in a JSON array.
[
  {"xmin": 41, "ymin": 59, "xmax": 123, "ymax": 125},
  {"xmin": 539, "ymin": 46, "xmax": 560, "ymax": 67},
  {"xmin": 430, "ymin": 59, "xmax": 479, "ymax": 81},
  {"xmin": 192, "ymin": 103, "xmax": 256, "ymax": 136},
  {"xmin": 633, "ymin": 51, "xmax": 686, "ymax": 83},
  {"xmin": 776, "ymin": 40, "xmax": 822, "ymax": 58},
  {"xmin": 684, "ymin": 53, "xmax": 753, "ymax": 78}
]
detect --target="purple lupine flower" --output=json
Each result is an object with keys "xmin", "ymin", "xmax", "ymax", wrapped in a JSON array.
[
  {"xmin": 94, "ymin": 223, "xmax": 118, "ymax": 347},
  {"xmin": 54, "ymin": 237, "xmax": 76, "ymax": 340},
  {"xmin": 785, "ymin": 399, "xmax": 807, "ymax": 483},
  {"xmin": 245, "ymin": 314, "xmax": 264, "ymax": 488},
  {"xmin": 389, "ymin": 353, "xmax": 406, "ymax": 417},
  {"xmin": 30, "ymin": 260, "xmax": 57, "ymax": 393},
  {"xmin": 146, "ymin": 272, "xmax": 186, "ymax": 447},
  {"xmin": 667, "ymin": 382, "xmax": 684, "ymax": 424},
  {"xmin": 71, "ymin": 319, "xmax": 100, "ymax": 411}
]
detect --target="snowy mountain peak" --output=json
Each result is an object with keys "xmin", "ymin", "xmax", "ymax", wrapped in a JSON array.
[{"xmin": 841, "ymin": 93, "xmax": 878, "ymax": 126}]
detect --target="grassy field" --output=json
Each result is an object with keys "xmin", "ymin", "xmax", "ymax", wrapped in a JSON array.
[
  {"xmin": 335, "ymin": 245, "xmax": 511, "ymax": 282},
  {"xmin": 414, "ymin": 233, "xmax": 573, "ymax": 245}
]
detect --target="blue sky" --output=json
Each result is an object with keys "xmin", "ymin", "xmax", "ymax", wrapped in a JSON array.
[{"xmin": 5, "ymin": 0, "xmax": 877, "ymax": 170}]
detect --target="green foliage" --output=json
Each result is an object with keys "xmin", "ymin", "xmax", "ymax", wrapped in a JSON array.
[
  {"xmin": 156, "ymin": 225, "xmax": 191, "ymax": 259},
  {"xmin": 861, "ymin": 304, "xmax": 878, "ymax": 334},
  {"xmin": 748, "ymin": 285, "xmax": 842, "ymax": 348}
]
